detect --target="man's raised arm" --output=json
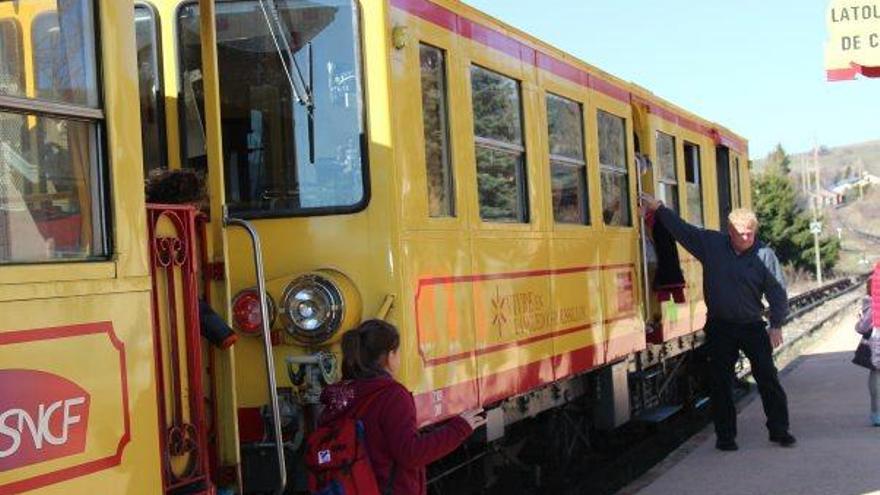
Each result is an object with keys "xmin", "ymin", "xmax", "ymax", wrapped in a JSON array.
[{"xmin": 640, "ymin": 193, "xmax": 709, "ymax": 261}]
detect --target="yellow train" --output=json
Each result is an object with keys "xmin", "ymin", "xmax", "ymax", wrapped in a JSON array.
[{"xmin": 0, "ymin": 0, "xmax": 750, "ymax": 493}]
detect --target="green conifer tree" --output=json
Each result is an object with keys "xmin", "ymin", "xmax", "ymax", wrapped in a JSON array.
[{"xmin": 752, "ymin": 163, "xmax": 840, "ymax": 275}]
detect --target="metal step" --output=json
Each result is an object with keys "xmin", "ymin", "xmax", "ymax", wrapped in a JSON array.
[{"xmin": 634, "ymin": 404, "xmax": 683, "ymax": 423}]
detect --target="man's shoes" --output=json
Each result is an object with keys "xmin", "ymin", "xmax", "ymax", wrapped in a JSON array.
[
  {"xmin": 769, "ymin": 432, "xmax": 797, "ymax": 447},
  {"xmin": 715, "ymin": 438, "xmax": 739, "ymax": 451}
]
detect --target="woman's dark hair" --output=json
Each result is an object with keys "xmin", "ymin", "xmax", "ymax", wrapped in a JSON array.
[{"xmin": 341, "ymin": 319, "xmax": 400, "ymax": 379}]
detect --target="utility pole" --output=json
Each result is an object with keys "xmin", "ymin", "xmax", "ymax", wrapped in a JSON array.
[
  {"xmin": 857, "ymin": 158, "xmax": 865, "ymax": 200},
  {"xmin": 810, "ymin": 145, "xmax": 823, "ymax": 284}
]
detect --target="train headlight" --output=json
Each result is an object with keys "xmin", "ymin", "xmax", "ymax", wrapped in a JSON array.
[
  {"xmin": 281, "ymin": 270, "xmax": 361, "ymax": 345},
  {"xmin": 231, "ymin": 288, "xmax": 277, "ymax": 335}
]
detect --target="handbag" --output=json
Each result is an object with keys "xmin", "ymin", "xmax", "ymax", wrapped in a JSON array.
[{"xmin": 853, "ymin": 339, "xmax": 874, "ymax": 370}]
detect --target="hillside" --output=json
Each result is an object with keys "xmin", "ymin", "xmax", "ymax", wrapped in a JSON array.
[
  {"xmin": 753, "ymin": 139, "xmax": 880, "ymax": 187},
  {"xmin": 827, "ymin": 186, "xmax": 880, "ymax": 273}
]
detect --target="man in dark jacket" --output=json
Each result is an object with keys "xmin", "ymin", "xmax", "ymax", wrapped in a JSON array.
[{"xmin": 640, "ymin": 193, "xmax": 795, "ymax": 451}]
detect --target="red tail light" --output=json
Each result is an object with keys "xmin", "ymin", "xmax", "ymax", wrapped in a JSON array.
[{"xmin": 232, "ymin": 289, "xmax": 276, "ymax": 335}]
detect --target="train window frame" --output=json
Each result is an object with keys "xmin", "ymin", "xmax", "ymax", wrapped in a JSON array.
[
  {"xmin": 731, "ymin": 155, "xmax": 742, "ymax": 208},
  {"xmin": 0, "ymin": 19, "xmax": 25, "ymax": 95},
  {"xmin": 654, "ymin": 131, "xmax": 680, "ymax": 213},
  {"xmin": 683, "ymin": 141, "xmax": 704, "ymax": 226},
  {"xmin": 134, "ymin": 2, "xmax": 168, "ymax": 176},
  {"xmin": 418, "ymin": 42, "xmax": 455, "ymax": 218},
  {"xmin": 470, "ymin": 64, "xmax": 529, "ymax": 224},
  {"xmin": 0, "ymin": 0, "xmax": 110, "ymax": 266},
  {"xmin": 546, "ymin": 92, "xmax": 589, "ymax": 226},
  {"xmin": 597, "ymin": 109, "xmax": 631, "ymax": 227},
  {"xmin": 174, "ymin": 0, "xmax": 372, "ymax": 220}
]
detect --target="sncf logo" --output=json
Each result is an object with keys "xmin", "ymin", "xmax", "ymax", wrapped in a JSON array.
[{"xmin": 0, "ymin": 369, "xmax": 91, "ymax": 471}]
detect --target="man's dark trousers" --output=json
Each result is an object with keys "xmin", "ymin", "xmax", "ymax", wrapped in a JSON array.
[{"xmin": 705, "ymin": 319, "xmax": 790, "ymax": 440}]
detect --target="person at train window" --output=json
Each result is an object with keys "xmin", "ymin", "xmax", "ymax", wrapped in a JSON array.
[
  {"xmin": 852, "ymin": 270, "xmax": 880, "ymax": 426},
  {"xmin": 319, "ymin": 320, "xmax": 486, "ymax": 494},
  {"xmin": 639, "ymin": 193, "xmax": 795, "ymax": 451}
]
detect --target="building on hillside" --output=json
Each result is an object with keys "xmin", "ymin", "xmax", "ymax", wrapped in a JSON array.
[
  {"xmin": 815, "ymin": 188, "xmax": 842, "ymax": 207},
  {"xmin": 830, "ymin": 173, "xmax": 879, "ymax": 200}
]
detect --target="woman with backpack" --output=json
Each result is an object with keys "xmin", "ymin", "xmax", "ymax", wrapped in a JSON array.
[
  {"xmin": 311, "ymin": 319, "xmax": 485, "ymax": 495},
  {"xmin": 853, "ymin": 266, "xmax": 880, "ymax": 426}
]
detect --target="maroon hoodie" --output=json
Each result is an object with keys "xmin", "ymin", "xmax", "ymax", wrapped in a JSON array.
[{"xmin": 319, "ymin": 374, "xmax": 472, "ymax": 495}]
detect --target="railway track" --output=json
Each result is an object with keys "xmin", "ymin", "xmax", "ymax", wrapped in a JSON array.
[{"xmin": 785, "ymin": 274, "xmax": 868, "ymax": 322}]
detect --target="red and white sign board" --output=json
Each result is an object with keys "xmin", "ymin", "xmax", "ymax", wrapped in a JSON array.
[
  {"xmin": 0, "ymin": 322, "xmax": 130, "ymax": 494},
  {"xmin": 825, "ymin": 1, "xmax": 880, "ymax": 80}
]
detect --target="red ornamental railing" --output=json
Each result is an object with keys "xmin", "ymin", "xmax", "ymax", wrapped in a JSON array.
[{"xmin": 147, "ymin": 204, "xmax": 213, "ymax": 495}]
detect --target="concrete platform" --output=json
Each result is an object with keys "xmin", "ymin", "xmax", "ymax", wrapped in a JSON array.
[{"xmin": 626, "ymin": 310, "xmax": 880, "ymax": 495}]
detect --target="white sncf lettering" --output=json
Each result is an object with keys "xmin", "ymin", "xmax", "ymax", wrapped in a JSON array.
[{"xmin": 0, "ymin": 397, "xmax": 86, "ymax": 458}]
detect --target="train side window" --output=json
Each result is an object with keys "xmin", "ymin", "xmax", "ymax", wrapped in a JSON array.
[
  {"xmin": 597, "ymin": 110, "xmax": 631, "ymax": 226},
  {"xmin": 0, "ymin": 0, "xmax": 107, "ymax": 264},
  {"xmin": 655, "ymin": 131, "xmax": 679, "ymax": 213},
  {"xmin": 731, "ymin": 156, "xmax": 741, "ymax": 208},
  {"xmin": 683, "ymin": 141, "xmax": 703, "ymax": 226},
  {"xmin": 419, "ymin": 43, "xmax": 454, "ymax": 218},
  {"xmin": 135, "ymin": 4, "xmax": 167, "ymax": 175},
  {"xmin": 546, "ymin": 93, "xmax": 588, "ymax": 225},
  {"xmin": 471, "ymin": 65, "xmax": 528, "ymax": 223}
]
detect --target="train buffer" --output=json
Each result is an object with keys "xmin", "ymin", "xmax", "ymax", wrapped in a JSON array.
[{"xmin": 623, "ymin": 310, "xmax": 880, "ymax": 495}]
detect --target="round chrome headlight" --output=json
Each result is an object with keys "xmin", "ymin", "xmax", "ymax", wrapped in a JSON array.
[{"xmin": 282, "ymin": 274, "xmax": 344, "ymax": 344}]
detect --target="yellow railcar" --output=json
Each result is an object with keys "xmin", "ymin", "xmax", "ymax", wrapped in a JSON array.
[{"xmin": 0, "ymin": 0, "xmax": 751, "ymax": 493}]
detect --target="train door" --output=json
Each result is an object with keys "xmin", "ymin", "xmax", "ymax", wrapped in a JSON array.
[
  {"xmin": 172, "ymin": 1, "xmax": 379, "ymax": 493},
  {"xmin": 715, "ymin": 145, "xmax": 732, "ymax": 230},
  {"xmin": 630, "ymin": 102, "xmax": 655, "ymax": 327}
]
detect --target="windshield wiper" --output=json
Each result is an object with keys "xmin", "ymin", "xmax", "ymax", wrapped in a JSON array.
[
  {"xmin": 257, "ymin": 0, "xmax": 318, "ymax": 165},
  {"xmin": 258, "ymin": 0, "xmax": 313, "ymax": 108}
]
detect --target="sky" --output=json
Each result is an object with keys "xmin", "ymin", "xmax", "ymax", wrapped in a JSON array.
[{"xmin": 464, "ymin": 0, "xmax": 877, "ymax": 160}]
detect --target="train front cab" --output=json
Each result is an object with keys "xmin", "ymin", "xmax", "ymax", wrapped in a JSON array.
[
  {"xmin": 0, "ymin": 0, "xmax": 165, "ymax": 493},
  {"xmin": 136, "ymin": 0, "xmax": 404, "ymax": 491}
]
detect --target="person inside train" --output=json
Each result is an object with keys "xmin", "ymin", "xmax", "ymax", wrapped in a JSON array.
[
  {"xmin": 317, "ymin": 319, "xmax": 486, "ymax": 494},
  {"xmin": 852, "ymin": 268, "xmax": 880, "ymax": 426},
  {"xmin": 639, "ymin": 193, "xmax": 795, "ymax": 451}
]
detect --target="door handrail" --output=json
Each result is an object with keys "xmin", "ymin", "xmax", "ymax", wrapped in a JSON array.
[{"xmin": 223, "ymin": 210, "xmax": 286, "ymax": 495}]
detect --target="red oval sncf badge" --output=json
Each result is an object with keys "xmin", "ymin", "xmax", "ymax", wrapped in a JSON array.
[{"xmin": 0, "ymin": 370, "xmax": 91, "ymax": 472}]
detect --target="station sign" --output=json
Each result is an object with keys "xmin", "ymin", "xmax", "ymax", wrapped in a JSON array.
[{"xmin": 825, "ymin": 0, "xmax": 880, "ymax": 80}]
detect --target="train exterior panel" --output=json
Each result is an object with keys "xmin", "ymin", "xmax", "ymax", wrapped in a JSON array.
[{"xmin": 0, "ymin": 0, "xmax": 164, "ymax": 493}]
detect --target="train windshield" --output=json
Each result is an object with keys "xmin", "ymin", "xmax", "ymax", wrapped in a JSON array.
[{"xmin": 178, "ymin": 0, "xmax": 366, "ymax": 217}]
